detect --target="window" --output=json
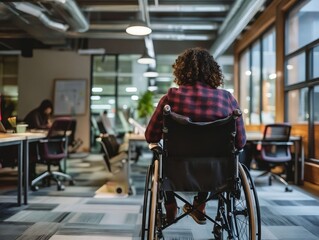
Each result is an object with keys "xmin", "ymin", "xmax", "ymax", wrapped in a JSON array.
[
  {"xmin": 239, "ymin": 49, "xmax": 250, "ymax": 125},
  {"xmin": 238, "ymin": 27, "xmax": 276, "ymax": 125},
  {"xmin": 286, "ymin": 53, "xmax": 306, "ymax": 85},
  {"xmin": 286, "ymin": 1, "xmax": 319, "ymax": 54},
  {"xmin": 285, "ymin": 0, "xmax": 319, "ymax": 161},
  {"xmin": 287, "ymin": 88, "xmax": 308, "ymax": 123},
  {"xmin": 262, "ymin": 30, "xmax": 276, "ymax": 124},
  {"xmin": 251, "ymin": 42, "xmax": 261, "ymax": 124},
  {"xmin": 312, "ymin": 45, "xmax": 319, "ymax": 79},
  {"xmin": 0, "ymin": 56, "xmax": 18, "ymax": 129}
]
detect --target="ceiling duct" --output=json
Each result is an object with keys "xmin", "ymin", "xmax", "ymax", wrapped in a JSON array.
[
  {"xmin": 2, "ymin": 0, "xmax": 89, "ymax": 47},
  {"xmin": 12, "ymin": 2, "xmax": 69, "ymax": 32},
  {"xmin": 43, "ymin": 0, "xmax": 89, "ymax": 33},
  {"xmin": 210, "ymin": 0, "xmax": 266, "ymax": 58},
  {"xmin": 10, "ymin": 0, "xmax": 88, "ymax": 33}
]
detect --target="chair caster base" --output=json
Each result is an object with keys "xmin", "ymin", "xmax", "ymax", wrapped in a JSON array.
[
  {"xmin": 31, "ymin": 185, "xmax": 39, "ymax": 191},
  {"xmin": 57, "ymin": 184, "xmax": 65, "ymax": 191},
  {"xmin": 285, "ymin": 186, "xmax": 293, "ymax": 192}
]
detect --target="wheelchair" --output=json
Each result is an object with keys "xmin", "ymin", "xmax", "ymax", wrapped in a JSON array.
[{"xmin": 141, "ymin": 105, "xmax": 261, "ymax": 240}]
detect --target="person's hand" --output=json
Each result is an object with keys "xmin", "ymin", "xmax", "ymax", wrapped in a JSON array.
[{"xmin": 47, "ymin": 119, "xmax": 53, "ymax": 128}]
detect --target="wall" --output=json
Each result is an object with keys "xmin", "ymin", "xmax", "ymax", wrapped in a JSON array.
[{"xmin": 17, "ymin": 49, "xmax": 91, "ymax": 151}]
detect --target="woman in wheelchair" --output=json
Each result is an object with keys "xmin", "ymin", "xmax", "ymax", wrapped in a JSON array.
[{"xmin": 145, "ymin": 48, "xmax": 247, "ymax": 226}]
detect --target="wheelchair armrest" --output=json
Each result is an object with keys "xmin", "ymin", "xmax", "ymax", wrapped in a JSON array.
[{"xmin": 149, "ymin": 143, "xmax": 163, "ymax": 160}]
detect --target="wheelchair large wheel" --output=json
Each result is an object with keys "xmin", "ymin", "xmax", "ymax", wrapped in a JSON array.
[
  {"xmin": 213, "ymin": 163, "xmax": 256, "ymax": 240},
  {"xmin": 141, "ymin": 165, "xmax": 152, "ymax": 240},
  {"xmin": 231, "ymin": 163, "xmax": 257, "ymax": 240},
  {"xmin": 241, "ymin": 164, "xmax": 261, "ymax": 240},
  {"xmin": 141, "ymin": 160, "xmax": 160, "ymax": 240}
]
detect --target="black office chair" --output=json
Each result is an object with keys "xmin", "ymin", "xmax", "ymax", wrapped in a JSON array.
[
  {"xmin": 31, "ymin": 117, "xmax": 75, "ymax": 191},
  {"xmin": 99, "ymin": 134, "xmax": 128, "ymax": 173},
  {"xmin": 254, "ymin": 123, "xmax": 293, "ymax": 192},
  {"xmin": 67, "ymin": 119, "xmax": 84, "ymax": 154}
]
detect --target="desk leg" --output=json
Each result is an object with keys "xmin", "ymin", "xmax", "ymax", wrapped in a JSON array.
[
  {"xmin": 17, "ymin": 142, "xmax": 23, "ymax": 206},
  {"xmin": 127, "ymin": 140, "xmax": 133, "ymax": 195},
  {"xmin": 23, "ymin": 140, "xmax": 29, "ymax": 205},
  {"xmin": 294, "ymin": 138, "xmax": 304, "ymax": 185}
]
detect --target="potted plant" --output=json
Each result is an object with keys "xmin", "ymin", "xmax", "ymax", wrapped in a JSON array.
[{"xmin": 137, "ymin": 90, "xmax": 154, "ymax": 124}]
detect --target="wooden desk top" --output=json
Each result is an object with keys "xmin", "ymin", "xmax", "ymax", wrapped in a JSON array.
[
  {"xmin": 0, "ymin": 132, "xmax": 47, "ymax": 142},
  {"xmin": 246, "ymin": 131, "xmax": 301, "ymax": 142}
]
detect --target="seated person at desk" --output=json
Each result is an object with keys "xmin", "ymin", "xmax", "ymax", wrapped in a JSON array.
[
  {"xmin": 24, "ymin": 99, "xmax": 53, "ymax": 130},
  {"xmin": 145, "ymin": 47, "xmax": 246, "ymax": 224},
  {"xmin": 23, "ymin": 99, "xmax": 53, "ymax": 181}
]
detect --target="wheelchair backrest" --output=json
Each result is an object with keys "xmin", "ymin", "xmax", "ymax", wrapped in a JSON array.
[{"xmin": 161, "ymin": 104, "xmax": 240, "ymax": 193}]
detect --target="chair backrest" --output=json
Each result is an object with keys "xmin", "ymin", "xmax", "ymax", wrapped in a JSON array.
[
  {"xmin": 40, "ymin": 117, "xmax": 74, "ymax": 161},
  {"xmin": 162, "ymin": 105, "xmax": 241, "ymax": 192},
  {"xmin": 100, "ymin": 134, "xmax": 119, "ymax": 158},
  {"xmin": 97, "ymin": 120, "xmax": 108, "ymax": 134},
  {"xmin": 261, "ymin": 123, "xmax": 292, "ymax": 163},
  {"xmin": 47, "ymin": 117, "xmax": 74, "ymax": 139},
  {"xmin": 262, "ymin": 123, "xmax": 291, "ymax": 142}
]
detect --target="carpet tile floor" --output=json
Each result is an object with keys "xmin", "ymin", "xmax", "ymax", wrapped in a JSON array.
[{"xmin": 0, "ymin": 152, "xmax": 318, "ymax": 240}]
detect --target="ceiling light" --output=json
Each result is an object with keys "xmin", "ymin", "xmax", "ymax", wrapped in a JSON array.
[
  {"xmin": 137, "ymin": 50, "xmax": 155, "ymax": 64},
  {"xmin": 148, "ymin": 86, "xmax": 158, "ymax": 92},
  {"xmin": 126, "ymin": 19, "xmax": 152, "ymax": 36},
  {"xmin": 91, "ymin": 96, "xmax": 101, "ymax": 100},
  {"xmin": 92, "ymin": 87, "xmax": 103, "ymax": 92},
  {"xmin": 143, "ymin": 67, "xmax": 159, "ymax": 78},
  {"xmin": 78, "ymin": 48, "xmax": 106, "ymax": 55},
  {"xmin": 125, "ymin": 87, "xmax": 137, "ymax": 93}
]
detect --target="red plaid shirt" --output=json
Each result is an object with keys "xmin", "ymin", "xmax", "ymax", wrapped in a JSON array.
[{"xmin": 145, "ymin": 82, "xmax": 246, "ymax": 149}]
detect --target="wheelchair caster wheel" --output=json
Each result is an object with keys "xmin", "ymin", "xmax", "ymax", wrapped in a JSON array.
[
  {"xmin": 31, "ymin": 185, "xmax": 39, "ymax": 191},
  {"xmin": 285, "ymin": 186, "xmax": 293, "ymax": 192},
  {"xmin": 57, "ymin": 184, "xmax": 65, "ymax": 191},
  {"xmin": 69, "ymin": 180, "xmax": 75, "ymax": 186}
]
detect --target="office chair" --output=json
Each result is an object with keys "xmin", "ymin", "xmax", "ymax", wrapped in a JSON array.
[
  {"xmin": 97, "ymin": 119, "xmax": 108, "ymax": 135},
  {"xmin": 31, "ymin": 117, "xmax": 75, "ymax": 191},
  {"xmin": 99, "ymin": 135, "xmax": 127, "ymax": 172},
  {"xmin": 254, "ymin": 123, "xmax": 293, "ymax": 192},
  {"xmin": 67, "ymin": 119, "xmax": 83, "ymax": 154}
]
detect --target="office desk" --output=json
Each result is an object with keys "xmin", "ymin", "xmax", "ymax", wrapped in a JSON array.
[
  {"xmin": 0, "ymin": 132, "xmax": 46, "ymax": 205},
  {"xmin": 123, "ymin": 133, "xmax": 146, "ymax": 195},
  {"xmin": 0, "ymin": 134, "xmax": 24, "ymax": 205},
  {"xmin": 246, "ymin": 131, "xmax": 304, "ymax": 185},
  {"xmin": 14, "ymin": 132, "xmax": 47, "ymax": 204}
]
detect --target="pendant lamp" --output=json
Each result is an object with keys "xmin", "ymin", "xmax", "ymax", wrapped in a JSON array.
[
  {"xmin": 126, "ymin": 19, "xmax": 152, "ymax": 36},
  {"xmin": 143, "ymin": 66, "xmax": 159, "ymax": 78},
  {"xmin": 137, "ymin": 49, "xmax": 155, "ymax": 64}
]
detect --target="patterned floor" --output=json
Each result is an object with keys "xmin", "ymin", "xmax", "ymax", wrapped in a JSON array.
[{"xmin": 0, "ymin": 152, "xmax": 318, "ymax": 240}]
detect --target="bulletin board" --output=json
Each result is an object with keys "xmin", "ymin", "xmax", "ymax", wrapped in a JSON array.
[{"xmin": 53, "ymin": 79, "xmax": 87, "ymax": 115}]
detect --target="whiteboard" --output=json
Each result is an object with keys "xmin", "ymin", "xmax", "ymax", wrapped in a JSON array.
[{"xmin": 53, "ymin": 79, "xmax": 87, "ymax": 115}]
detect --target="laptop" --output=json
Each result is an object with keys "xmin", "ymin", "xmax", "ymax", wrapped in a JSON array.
[{"xmin": 0, "ymin": 121, "xmax": 7, "ymax": 133}]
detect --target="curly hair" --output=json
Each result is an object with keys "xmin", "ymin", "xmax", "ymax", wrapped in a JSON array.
[{"xmin": 172, "ymin": 47, "xmax": 224, "ymax": 88}]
